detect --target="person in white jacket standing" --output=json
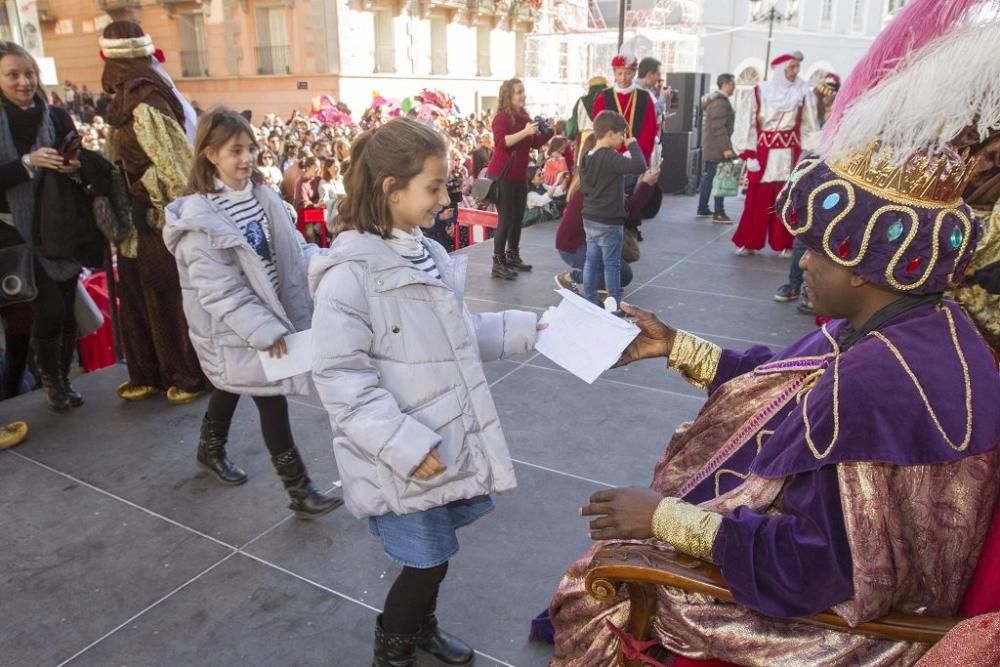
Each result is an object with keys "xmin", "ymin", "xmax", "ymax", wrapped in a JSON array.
[
  {"xmin": 164, "ymin": 107, "xmax": 342, "ymax": 518},
  {"xmin": 310, "ymin": 118, "xmax": 541, "ymax": 667}
]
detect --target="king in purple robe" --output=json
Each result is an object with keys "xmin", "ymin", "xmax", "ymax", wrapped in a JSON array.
[{"xmin": 545, "ymin": 135, "xmax": 1000, "ymax": 666}]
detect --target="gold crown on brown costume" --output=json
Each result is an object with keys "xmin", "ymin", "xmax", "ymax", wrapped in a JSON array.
[{"xmin": 830, "ymin": 141, "xmax": 978, "ymax": 207}]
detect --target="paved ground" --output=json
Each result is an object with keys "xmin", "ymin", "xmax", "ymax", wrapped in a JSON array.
[{"xmin": 0, "ymin": 194, "xmax": 815, "ymax": 667}]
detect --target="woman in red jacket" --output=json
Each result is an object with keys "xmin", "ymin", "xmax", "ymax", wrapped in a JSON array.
[{"xmin": 485, "ymin": 78, "xmax": 552, "ymax": 279}]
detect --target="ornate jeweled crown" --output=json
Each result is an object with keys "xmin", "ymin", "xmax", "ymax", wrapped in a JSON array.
[
  {"xmin": 777, "ymin": 151, "xmax": 981, "ymax": 295},
  {"xmin": 830, "ymin": 142, "xmax": 977, "ymax": 207}
]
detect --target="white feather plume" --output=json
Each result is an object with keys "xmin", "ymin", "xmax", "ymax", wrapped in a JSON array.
[{"xmin": 822, "ymin": 21, "xmax": 1000, "ymax": 164}]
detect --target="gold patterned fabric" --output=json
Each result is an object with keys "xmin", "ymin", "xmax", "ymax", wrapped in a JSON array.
[
  {"xmin": 650, "ymin": 497, "xmax": 721, "ymax": 562},
  {"xmin": 952, "ymin": 203, "xmax": 1000, "ymax": 351},
  {"xmin": 133, "ymin": 103, "xmax": 192, "ymax": 227},
  {"xmin": 549, "ymin": 358, "xmax": 1000, "ymax": 666},
  {"xmin": 667, "ymin": 330, "xmax": 722, "ymax": 389}
]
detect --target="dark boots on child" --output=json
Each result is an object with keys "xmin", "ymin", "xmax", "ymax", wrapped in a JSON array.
[
  {"xmin": 417, "ymin": 598, "xmax": 475, "ymax": 665},
  {"xmin": 372, "ymin": 604, "xmax": 475, "ymax": 667},
  {"xmin": 197, "ymin": 415, "xmax": 248, "ymax": 485},
  {"xmin": 197, "ymin": 415, "xmax": 343, "ymax": 518},
  {"xmin": 270, "ymin": 448, "xmax": 344, "ymax": 518}
]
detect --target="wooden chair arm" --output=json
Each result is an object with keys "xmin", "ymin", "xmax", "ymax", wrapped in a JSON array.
[{"xmin": 585, "ymin": 543, "xmax": 962, "ymax": 647}]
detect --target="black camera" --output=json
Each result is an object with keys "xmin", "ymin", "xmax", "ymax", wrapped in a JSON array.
[{"xmin": 533, "ymin": 115, "xmax": 550, "ymax": 135}]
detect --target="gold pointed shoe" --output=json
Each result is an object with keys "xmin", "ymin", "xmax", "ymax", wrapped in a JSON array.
[
  {"xmin": 117, "ymin": 382, "xmax": 163, "ymax": 401},
  {"xmin": 166, "ymin": 386, "xmax": 205, "ymax": 405},
  {"xmin": 0, "ymin": 421, "xmax": 28, "ymax": 450}
]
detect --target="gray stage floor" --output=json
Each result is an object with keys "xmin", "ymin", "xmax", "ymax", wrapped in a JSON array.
[{"xmin": 0, "ymin": 194, "xmax": 815, "ymax": 667}]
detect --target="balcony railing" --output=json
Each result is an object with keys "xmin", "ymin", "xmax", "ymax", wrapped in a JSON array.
[
  {"xmin": 256, "ymin": 45, "xmax": 291, "ymax": 75},
  {"xmin": 96, "ymin": 0, "xmax": 140, "ymax": 11},
  {"xmin": 180, "ymin": 50, "xmax": 209, "ymax": 77}
]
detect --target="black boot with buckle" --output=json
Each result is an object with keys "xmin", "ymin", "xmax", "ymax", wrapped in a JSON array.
[
  {"xmin": 372, "ymin": 614, "xmax": 419, "ymax": 667},
  {"xmin": 417, "ymin": 597, "xmax": 475, "ymax": 665},
  {"xmin": 506, "ymin": 248, "xmax": 532, "ymax": 272},
  {"xmin": 33, "ymin": 336, "xmax": 71, "ymax": 412},
  {"xmin": 491, "ymin": 253, "xmax": 517, "ymax": 280},
  {"xmin": 271, "ymin": 447, "xmax": 344, "ymax": 518},
  {"xmin": 197, "ymin": 415, "xmax": 249, "ymax": 485}
]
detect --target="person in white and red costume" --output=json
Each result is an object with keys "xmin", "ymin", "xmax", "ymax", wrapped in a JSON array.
[
  {"xmin": 590, "ymin": 51, "xmax": 658, "ymax": 166},
  {"xmin": 731, "ymin": 51, "xmax": 818, "ymax": 255}
]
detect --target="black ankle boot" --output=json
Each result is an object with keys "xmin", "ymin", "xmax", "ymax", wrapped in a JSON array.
[
  {"xmin": 60, "ymin": 324, "xmax": 83, "ymax": 407},
  {"xmin": 271, "ymin": 448, "xmax": 344, "ymax": 518},
  {"xmin": 417, "ymin": 599, "xmax": 474, "ymax": 665},
  {"xmin": 197, "ymin": 415, "xmax": 248, "ymax": 485},
  {"xmin": 506, "ymin": 248, "xmax": 532, "ymax": 272},
  {"xmin": 491, "ymin": 254, "xmax": 517, "ymax": 280},
  {"xmin": 373, "ymin": 614, "xmax": 418, "ymax": 667},
  {"xmin": 33, "ymin": 336, "xmax": 71, "ymax": 412}
]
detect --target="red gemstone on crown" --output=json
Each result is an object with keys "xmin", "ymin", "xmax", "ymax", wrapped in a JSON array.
[
  {"xmin": 906, "ymin": 257, "xmax": 922, "ymax": 273},
  {"xmin": 838, "ymin": 239, "xmax": 850, "ymax": 259}
]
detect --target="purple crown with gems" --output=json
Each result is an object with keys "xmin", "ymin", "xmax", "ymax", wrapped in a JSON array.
[{"xmin": 776, "ymin": 150, "xmax": 981, "ymax": 295}]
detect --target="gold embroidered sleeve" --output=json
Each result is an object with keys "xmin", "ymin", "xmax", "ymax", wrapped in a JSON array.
[
  {"xmin": 133, "ymin": 102, "xmax": 192, "ymax": 215},
  {"xmin": 668, "ymin": 329, "xmax": 723, "ymax": 389},
  {"xmin": 651, "ymin": 496, "xmax": 723, "ymax": 562}
]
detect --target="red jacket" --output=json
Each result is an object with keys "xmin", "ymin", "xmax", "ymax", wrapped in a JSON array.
[
  {"xmin": 591, "ymin": 88, "xmax": 657, "ymax": 165},
  {"xmin": 486, "ymin": 110, "xmax": 553, "ymax": 182}
]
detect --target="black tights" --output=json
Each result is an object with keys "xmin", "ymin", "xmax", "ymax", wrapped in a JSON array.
[
  {"xmin": 382, "ymin": 561, "xmax": 449, "ymax": 634},
  {"xmin": 205, "ymin": 389, "xmax": 294, "ymax": 458}
]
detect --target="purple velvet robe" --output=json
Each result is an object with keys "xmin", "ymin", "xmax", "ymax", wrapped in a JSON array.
[{"xmin": 684, "ymin": 300, "xmax": 1000, "ymax": 618}]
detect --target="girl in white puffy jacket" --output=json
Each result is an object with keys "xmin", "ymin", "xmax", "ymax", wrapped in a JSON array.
[
  {"xmin": 310, "ymin": 118, "xmax": 541, "ymax": 667},
  {"xmin": 164, "ymin": 107, "xmax": 342, "ymax": 519}
]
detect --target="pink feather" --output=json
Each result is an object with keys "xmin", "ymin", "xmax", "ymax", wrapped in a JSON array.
[{"xmin": 824, "ymin": 0, "xmax": 982, "ymax": 138}]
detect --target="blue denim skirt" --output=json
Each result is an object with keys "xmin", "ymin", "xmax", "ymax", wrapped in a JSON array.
[{"xmin": 368, "ymin": 495, "xmax": 495, "ymax": 568}]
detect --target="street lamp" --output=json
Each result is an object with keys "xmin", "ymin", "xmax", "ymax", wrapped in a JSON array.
[{"xmin": 750, "ymin": 0, "xmax": 798, "ymax": 80}]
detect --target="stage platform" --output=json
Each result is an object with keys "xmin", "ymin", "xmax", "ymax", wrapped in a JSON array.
[{"xmin": 0, "ymin": 195, "xmax": 814, "ymax": 666}]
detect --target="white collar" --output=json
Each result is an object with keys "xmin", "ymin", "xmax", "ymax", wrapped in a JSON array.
[
  {"xmin": 385, "ymin": 227, "xmax": 426, "ymax": 257},
  {"xmin": 613, "ymin": 82, "xmax": 638, "ymax": 95},
  {"xmin": 213, "ymin": 177, "xmax": 254, "ymax": 202}
]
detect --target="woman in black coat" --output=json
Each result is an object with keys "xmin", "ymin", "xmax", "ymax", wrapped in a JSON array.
[{"xmin": 0, "ymin": 40, "xmax": 93, "ymax": 412}]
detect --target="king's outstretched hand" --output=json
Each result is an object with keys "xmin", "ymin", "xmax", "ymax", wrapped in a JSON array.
[{"xmin": 613, "ymin": 302, "xmax": 677, "ymax": 368}]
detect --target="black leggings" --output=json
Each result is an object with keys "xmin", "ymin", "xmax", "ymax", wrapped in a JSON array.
[
  {"xmin": 493, "ymin": 179, "xmax": 528, "ymax": 255},
  {"xmin": 31, "ymin": 264, "xmax": 77, "ymax": 340},
  {"xmin": 205, "ymin": 389, "xmax": 295, "ymax": 458},
  {"xmin": 382, "ymin": 561, "xmax": 449, "ymax": 634}
]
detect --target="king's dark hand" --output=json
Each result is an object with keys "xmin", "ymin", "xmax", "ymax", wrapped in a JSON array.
[
  {"xmin": 613, "ymin": 302, "xmax": 677, "ymax": 368},
  {"xmin": 580, "ymin": 487, "xmax": 664, "ymax": 541}
]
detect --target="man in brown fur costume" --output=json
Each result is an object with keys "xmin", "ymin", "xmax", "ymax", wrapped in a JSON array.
[{"xmin": 99, "ymin": 21, "xmax": 205, "ymax": 403}]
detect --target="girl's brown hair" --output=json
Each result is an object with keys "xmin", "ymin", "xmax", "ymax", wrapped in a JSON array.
[
  {"xmin": 0, "ymin": 41, "xmax": 43, "ymax": 103},
  {"xmin": 335, "ymin": 118, "xmax": 446, "ymax": 239},
  {"xmin": 188, "ymin": 106, "xmax": 259, "ymax": 194},
  {"xmin": 497, "ymin": 78, "xmax": 524, "ymax": 122}
]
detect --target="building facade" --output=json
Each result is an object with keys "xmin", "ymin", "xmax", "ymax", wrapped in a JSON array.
[
  {"xmin": 525, "ymin": 0, "xmax": 909, "ymax": 117},
  {"xmin": 36, "ymin": 0, "xmax": 540, "ymax": 118}
]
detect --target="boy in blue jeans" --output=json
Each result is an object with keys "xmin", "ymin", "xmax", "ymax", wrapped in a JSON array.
[{"xmin": 580, "ymin": 110, "xmax": 647, "ymax": 312}]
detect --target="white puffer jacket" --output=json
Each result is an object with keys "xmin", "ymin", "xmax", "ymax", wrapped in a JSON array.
[
  {"xmin": 309, "ymin": 230, "xmax": 537, "ymax": 518},
  {"xmin": 164, "ymin": 184, "xmax": 319, "ymax": 396}
]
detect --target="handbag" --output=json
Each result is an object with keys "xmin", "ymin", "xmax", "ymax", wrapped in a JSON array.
[
  {"xmin": 0, "ymin": 243, "xmax": 37, "ymax": 307},
  {"xmin": 74, "ymin": 279, "xmax": 104, "ymax": 337},
  {"xmin": 711, "ymin": 160, "xmax": 740, "ymax": 198},
  {"xmin": 470, "ymin": 147, "xmax": 518, "ymax": 208},
  {"xmin": 622, "ymin": 227, "xmax": 641, "ymax": 263}
]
